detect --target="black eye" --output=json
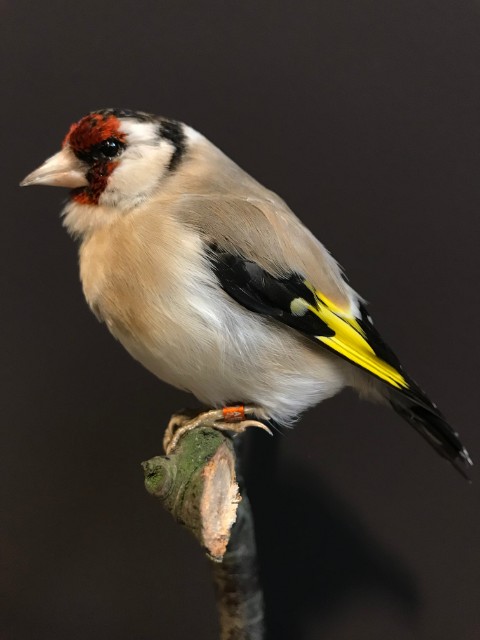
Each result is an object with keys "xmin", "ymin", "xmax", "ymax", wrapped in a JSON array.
[{"xmin": 96, "ymin": 137, "xmax": 123, "ymax": 158}]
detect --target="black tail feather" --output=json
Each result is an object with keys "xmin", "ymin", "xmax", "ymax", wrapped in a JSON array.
[{"xmin": 389, "ymin": 385, "xmax": 472, "ymax": 480}]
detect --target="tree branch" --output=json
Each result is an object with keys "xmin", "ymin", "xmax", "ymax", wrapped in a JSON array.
[{"xmin": 142, "ymin": 425, "xmax": 265, "ymax": 639}]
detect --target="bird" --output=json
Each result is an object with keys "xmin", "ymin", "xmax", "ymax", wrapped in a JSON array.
[{"xmin": 21, "ymin": 108, "xmax": 471, "ymax": 475}]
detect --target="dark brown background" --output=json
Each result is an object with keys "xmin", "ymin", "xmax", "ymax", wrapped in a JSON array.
[{"xmin": 2, "ymin": 1, "xmax": 480, "ymax": 638}]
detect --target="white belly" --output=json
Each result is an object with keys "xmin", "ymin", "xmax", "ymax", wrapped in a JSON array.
[{"xmin": 115, "ymin": 280, "xmax": 346, "ymax": 424}]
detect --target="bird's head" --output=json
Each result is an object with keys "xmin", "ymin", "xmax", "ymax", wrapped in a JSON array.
[{"xmin": 21, "ymin": 109, "xmax": 190, "ymax": 235}]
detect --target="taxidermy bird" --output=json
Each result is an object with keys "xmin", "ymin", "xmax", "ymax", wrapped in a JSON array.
[{"xmin": 21, "ymin": 108, "xmax": 471, "ymax": 475}]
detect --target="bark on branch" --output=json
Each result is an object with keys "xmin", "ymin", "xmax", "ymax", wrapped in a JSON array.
[{"xmin": 142, "ymin": 426, "xmax": 265, "ymax": 639}]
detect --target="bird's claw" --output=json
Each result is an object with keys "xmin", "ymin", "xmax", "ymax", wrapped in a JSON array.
[{"xmin": 163, "ymin": 405, "xmax": 273, "ymax": 454}]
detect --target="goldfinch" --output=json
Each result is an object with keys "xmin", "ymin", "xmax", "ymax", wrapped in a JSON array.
[{"xmin": 21, "ymin": 109, "xmax": 471, "ymax": 475}]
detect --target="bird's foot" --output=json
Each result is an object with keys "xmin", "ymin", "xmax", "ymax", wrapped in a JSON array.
[{"xmin": 163, "ymin": 405, "xmax": 273, "ymax": 454}]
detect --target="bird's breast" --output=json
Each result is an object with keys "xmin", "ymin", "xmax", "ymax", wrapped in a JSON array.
[{"xmin": 78, "ymin": 209, "xmax": 205, "ymax": 341}]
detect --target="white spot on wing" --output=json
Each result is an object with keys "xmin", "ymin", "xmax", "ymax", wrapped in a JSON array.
[{"xmin": 290, "ymin": 298, "xmax": 309, "ymax": 316}]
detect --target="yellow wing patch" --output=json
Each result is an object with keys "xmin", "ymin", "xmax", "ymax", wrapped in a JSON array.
[{"xmin": 293, "ymin": 284, "xmax": 408, "ymax": 390}]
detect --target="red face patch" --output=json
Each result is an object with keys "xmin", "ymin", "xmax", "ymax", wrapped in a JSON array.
[
  {"xmin": 63, "ymin": 112, "xmax": 127, "ymax": 205},
  {"xmin": 63, "ymin": 113, "xmax": 126, "ymax": 154},
  {"xmin": 72, "ymin": 161, "xmax": 119, "ymax": 205}
]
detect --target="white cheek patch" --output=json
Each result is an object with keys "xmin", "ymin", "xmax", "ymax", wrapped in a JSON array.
[
  {"xmin": 112, "ymin": 145, "xmax": 169, "ymax": 190},
  {"xmin": 100, "ymin": 125, "xmax": 175, "ymax": 210},
  {"xmin": 120, "ymin": 120, "xmax": 159, "ymax": 145}
]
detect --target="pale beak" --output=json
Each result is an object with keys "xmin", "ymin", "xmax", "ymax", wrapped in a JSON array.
[{"xmin": 20, "ymin": 149, "xmax": 89, "ymax": 188}]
